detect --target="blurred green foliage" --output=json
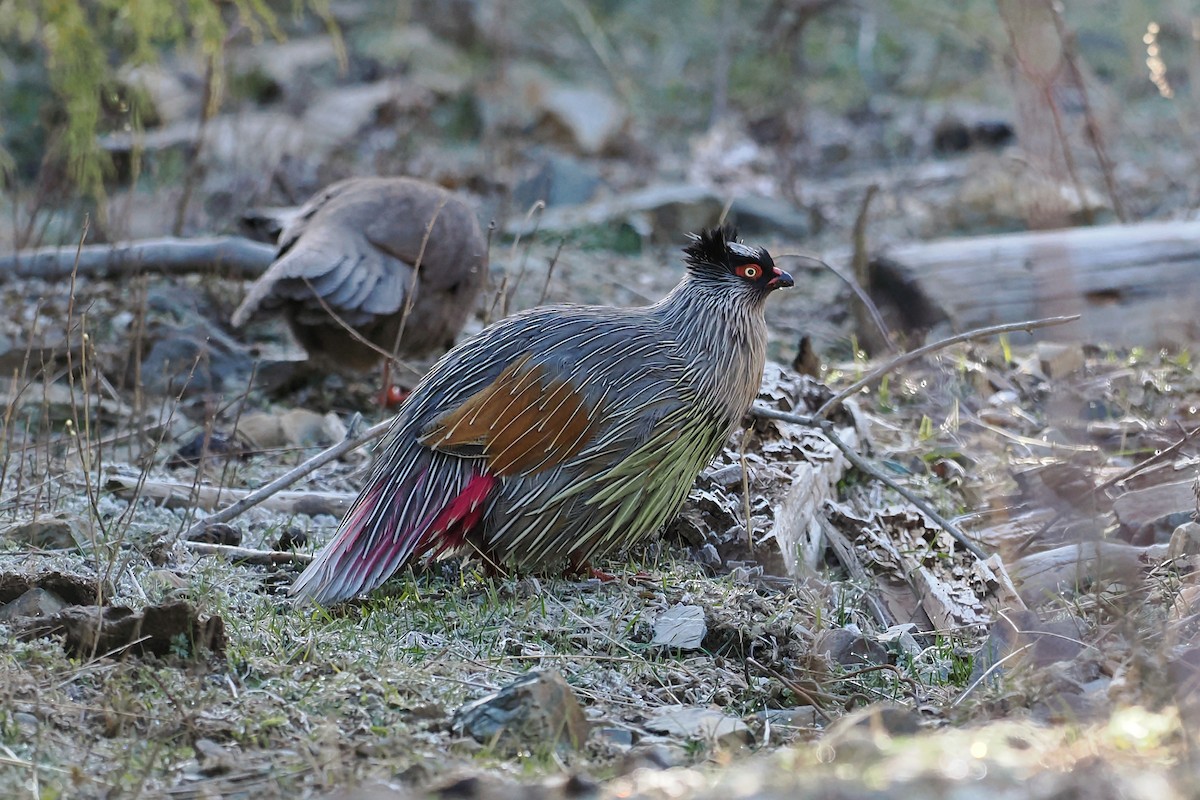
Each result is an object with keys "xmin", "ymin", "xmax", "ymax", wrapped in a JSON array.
[{"xmin": 0, "ymin": 0, "xmax": 338, "ymax": 204}]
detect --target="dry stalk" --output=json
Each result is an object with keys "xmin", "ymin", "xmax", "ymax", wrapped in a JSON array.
[
  {"xmin": 487, "ymin": 201, "xmax": 545, "ymax": 325},
  {"xmin": 537, "ymin": 238, "xmax": 567, "ymax": 306},
  {"xmin": 174, "ymin": 416, "xmax": 393, "ymax": 543},
  {"xmin": 184, "ymin": 541, "xmax": 312, "ymax": 565}
]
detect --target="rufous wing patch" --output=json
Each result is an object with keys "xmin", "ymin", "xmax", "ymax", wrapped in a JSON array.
[{"xmin": 419, "ymin": 355, "xmax": 598, "ymax": 477}]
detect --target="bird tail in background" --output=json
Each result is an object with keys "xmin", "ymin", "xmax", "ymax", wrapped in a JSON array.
[{"xmin": 289, "ymin": 467, "xmax": 497, "ymax": 606}]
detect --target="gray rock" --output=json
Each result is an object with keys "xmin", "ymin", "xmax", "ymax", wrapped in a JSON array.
[
  {"xmin": 644, "ymin": 705, "xmax": 752, "ymax": 748},
  {"xmin": 726, "ymin": 194, "xmax": 810, "ymax": 239},
  {"xmin": 537, "ymin": 84, "xmax": 628, "ymax": 155},
  {"xmin": 756, "ymin": 706, "xmax": 820, "ymax": 730},
  {"xmin": 651, "ymin": 604, "xmax": 707, "ymax": 650},
  {"xmin": 0, "ymin": 588, "xmax": 69, "ymax": 622},
  {"xmin": 1, "ymin": 515, "xmax": 88, "ymax": 550},
  {"xmin": 813, "ymin": 626, "xmax": 888, "ymax": 667},
  {"xmin": 140, "ymin": 323, "xmax": 253, "ymax": 397},
  {"xmin": 512, "ymin": 151, "xmax": 603, "ymax": 209},
  {"xmin": 452, "ymin": 669, "xmax": 588, "ymax": 754}
]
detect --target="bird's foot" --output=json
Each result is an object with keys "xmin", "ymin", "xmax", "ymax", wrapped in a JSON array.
[
  {"xmin": 565, "ymin": 558, "xmax": 652, "ymax": 584},
  {"xmin": 586, "ymin": 566, "xmax": 619, "ymax": 583}
]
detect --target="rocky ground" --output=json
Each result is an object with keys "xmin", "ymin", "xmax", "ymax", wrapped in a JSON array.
[{"xmin": 3, "ymin": 2, "xmax": 1200, "ymax": 798}]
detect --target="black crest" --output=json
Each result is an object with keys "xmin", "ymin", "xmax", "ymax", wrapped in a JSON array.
[
  {"xmin": 682, "ymin": 224, "xmax": 773, "ymax": 283},
  {"xmin": 683, "ymin": 225, "xmax": 741, "ymax": 272}
]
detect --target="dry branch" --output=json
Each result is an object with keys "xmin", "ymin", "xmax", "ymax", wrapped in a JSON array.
[
  {"xmin": 173, "ymin": 417, "xmax": 393, "ymax": 542},
  {"xmin": 104, "ymin": 472, "xmax": 353, "ymax": 517},
  {"xmin": 0, "ymin": 237, "xmax": 275, "ymax": 282},
  {"xmin": 184, "ymin": 541, "xmax": 313, "ymax": 565}
]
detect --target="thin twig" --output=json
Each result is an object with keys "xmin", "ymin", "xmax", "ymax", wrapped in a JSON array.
[
  {"xmin": 538, "ymin": 238, "xmax": 567, "ymax": 306},
  {"xmin": 774, "ymin": 248, "xmax": 892, "ymax": 353},
  {"xmin": 184, "ymin": 541, "xmax": 313, "ymax": 565},
  {"xmin": 848, "ymin": 183, "xmax": 897, "ymax": 353},
  {"xmin": 952, "ymin": 642, "xmax": 1036, "ymax": 708},
  {"xmin": 174, "ymin": 417, "xmax": 393, "ymax": 542},
  {"xmin": 828, "ymin": 417, "xmax": 987, "ymax": 561},
  {"xmin": 813, "ymin": 315, "xmax": 1080, "ymax": 420},
  {"xmin": 746, "ymin": 657, "xmax": 835, "ymax": 720}
]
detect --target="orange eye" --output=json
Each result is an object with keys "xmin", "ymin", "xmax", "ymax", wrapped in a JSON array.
[{"xmin": 738, "ymin": 264, "xmax": 760, "ymax": 279}]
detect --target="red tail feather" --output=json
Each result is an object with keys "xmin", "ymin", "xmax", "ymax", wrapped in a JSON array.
[
  {"xmin": 291, "ymin": 467, "xmax": 497, "ymax": 605},
  {"xmin": 428, "ymin": 472, "xmax": 497, "ymax": 558}
]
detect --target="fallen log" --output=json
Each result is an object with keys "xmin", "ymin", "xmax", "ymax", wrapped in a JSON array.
[
  {"xmin": 870, "ymin": 219, "xmax": 1200, "ymax": 347},
  {"xmin": 0, "ymin": 236, "xmax": 275, "ymax": 282}
]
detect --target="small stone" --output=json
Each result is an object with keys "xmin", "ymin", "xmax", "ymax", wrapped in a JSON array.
[
  {"xmin": 644, "ymin": 705, "xmax": 752, "ymax": 748},
  {"xmin": 813, "ymin": 626, "xmax": 888, "ymax": 667},
  {"xmin": 617, "ymin": 743, "xmax": 683, "ymax": 775},
  {"xmin": 1169, "ymin": 522, "xmax": 1200, "ymax": 559},
  {"xmin": 2, "ymin": 515, "xmax": 87, "ymax": 550},
  {"xmin": 13, "ymin": 711, "xmax": 39, "ymax": 735},
  {"xmin": 512, "ymin": 151, "xmax": 603, "ymax": 209},
  {"xmin": 452, "ymin": 669, "xmax": 588, "ymax": 754},
  {"xmin": 186, "ymin": 522, "xmax": 242, "ymax": 547},
  {"xmin": 537, "ymin": 84, "xmax": 628, "ymax": 155},
  {"xmin": 1035, "ymin": 341, "xmax": 1084, "ymax": 379},
  {"xmin": 756, "ymin": 706, "xmax": 820, "ymax": 730},
  {"xmin": 823, "ymin": 703, "xmax": 922, "ymax": 751},
  {"xmin": 235, "ymin": 411, "xmax": 287, "ymax": 449},
  {"xmin": 275, "ymin": 527, "xmax": 308, "ymax": 551},
  {"xmin": 279, "ymin": 409, "xmax": 337, "ymax": 448},
  {"xmin": 0, "ymin": 588, "xmax": 68, "ymax": 622},
  {"xmin": 194, "ymin": 738, "xmax": 235, "ymax": 776},
  {"xmin": 593, "ymin": 726, "xmax": 636, "ymax": 749},
  {"xmin": 693, "ymin": 543, "xmax": 722, "ymax": 569},
  {"xmin": 727, "ymin": 195, "xmax": 810, "ymax": 239},
  {"xmin": 651, "ymin": 604, "xmax": 707, "ymax": 650}
]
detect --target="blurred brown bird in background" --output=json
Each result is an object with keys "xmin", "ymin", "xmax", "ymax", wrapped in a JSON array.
[{"xmin": 231, "ymin": 177, "xmax": 488, "ymax": 381}]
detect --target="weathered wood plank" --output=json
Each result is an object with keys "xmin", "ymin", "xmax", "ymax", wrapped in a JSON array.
[{"xmin": 871, "ymin": 220, "xmax": 1200, "ymax": 346}]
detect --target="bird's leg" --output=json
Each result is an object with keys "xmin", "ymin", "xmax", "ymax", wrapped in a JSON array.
[
  {"xmin": 379, "ymin": 359, "xmax": 410, "ymax": 408},
  {"xmin": 566, "ymin": 553, "xmax": 619, "ymax": 583}
]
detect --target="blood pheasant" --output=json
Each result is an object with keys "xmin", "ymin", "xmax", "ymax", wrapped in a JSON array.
[
  {"xmin": 231, "ymin": 177, "xmax": 487, "ymax": 372},
  {"xmin": 291, "ymin": 226, "xmax": 793, "ymax": 605}
]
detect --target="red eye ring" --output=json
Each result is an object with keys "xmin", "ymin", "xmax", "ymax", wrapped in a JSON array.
[{"xmin": 737, "ymin": 264, "xmax": 761, "ymax": 280}]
